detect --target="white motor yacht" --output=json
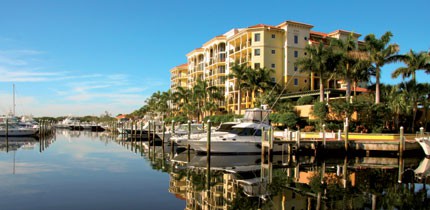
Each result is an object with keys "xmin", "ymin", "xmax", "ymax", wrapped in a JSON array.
[
  {"xmin": 172, "ymin": 122, "xmax": 239, "ymax": 147},
  {"xmin": 188, "ymin": 108, "xmax": 283, "ymax": 154},
  {"xmin": 0, "ymin": 123, "xmax": 38, "ymax": 137}
]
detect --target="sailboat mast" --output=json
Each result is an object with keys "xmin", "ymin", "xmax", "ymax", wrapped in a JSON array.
[{"xmin": 13, "ymin": 84, "xmax": 15, "ymax": 116}]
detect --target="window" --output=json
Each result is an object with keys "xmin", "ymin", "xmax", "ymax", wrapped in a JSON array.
[
  {"xmin": 294, "ymin": 35, "xmax": 298, "ymax": 44},
  {"xmin": 254, "ymin": 63, "xmax": 260, "ymax": 69},
  {"xmin": 294, "ymin": 78, "xmax": 298, "ymax": 86},
  {"xmin": 271, "ymin": 34, "xmax": 275, "ymax": 38},
  {"xmin": 294, "ymin": 51, "xmax": 298, "ymax": 57},
  {"xmin": 271, "ymin": 63, "xmax": 275, "ymax": 68},
  {"xmin": 254, "ymin": 49, "xmax": 260, "ymax": 56},
  {"xmin": 294, "ymin": 66, "xmax": 298, "ymax": 71},
  {"xmin": 271, "ymin": 49, "xmax": 276, "ymax": 54},
  {"xmin": 254, "ymin": 33, "xmax": 261, "ymax": 42},
  {"xmin": 304, "ymin": 36, "xmax": 308, "ymax": 40},
  {"xmin": 271, "ymin": 77, "xmax": 276, "ymax": 82}
]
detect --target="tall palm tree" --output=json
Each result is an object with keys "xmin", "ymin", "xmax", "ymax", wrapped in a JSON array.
[
  {"xmin": 242, "ymin": 66, "xmax": 275, "ymax": 106},
  {"xmin": 392, "ymin": 50, "xmax": 430, "ymax": 132},
  {"xmin": 228, "ymin": 63, "xmax": 250, "ymax": 114},
  {"xmin": 331, "ymin": 35, "xmax": 367, "ymax": 103},
  {"xmin": 172, "ymin": 86, "xmax": 191, "ymax": 116},
  {"xmin": 392, "ymin": 49, "xmax": 430, "ymax": 82},
  {"xmin": 295, "ymin": 42, "xmax": 337, "ymax": 102},
  {"xmin": 350, "ymin": 59, "xmax": 374, "ymax": 100},
  {"xmin": 363, "ymin": 31, "xmax": 400, "ymax": 104}
]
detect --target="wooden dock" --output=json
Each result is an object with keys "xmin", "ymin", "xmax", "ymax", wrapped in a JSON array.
[{"xmin": 263, "ymin": 128, "xmax": 423, "ymax": 157}]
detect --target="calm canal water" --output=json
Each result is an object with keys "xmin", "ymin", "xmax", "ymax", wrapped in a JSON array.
[{"xmin": 1, "ymin": 130, "xmax": 430, "ymax": 210}]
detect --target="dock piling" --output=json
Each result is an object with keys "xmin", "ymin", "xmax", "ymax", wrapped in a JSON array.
[
  {"xmin": 399, "ymin": 126, "xmax": 404, "ymax": 157},
  {"xmin": 187, "ymin": 120, "xmax": 191, "ymax": 162},
  {"xmin": 322, "ymin": 124, "xmax": 326, "ymax": 150},
  {"xmin": 344, "ymin": 119, "xmax": 349, "ymax": 152}
]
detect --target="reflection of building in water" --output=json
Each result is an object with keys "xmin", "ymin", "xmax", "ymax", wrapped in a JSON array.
[
  {"xmin": 169, "ymin": 171, "xmax": 187, "ymax": 201},
  {"xmin": 170, "ymin": 153, "xmax": 427, "ymax": 210}
]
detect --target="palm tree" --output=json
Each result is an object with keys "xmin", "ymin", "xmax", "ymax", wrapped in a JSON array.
[
  {"xmin": 295, "ymin": 42, "xmax": 337, "ymax": 102},
  {"xmin": 242, "ymin": 66, "xmax": 275, "ymax": 106},
  {"xmin": 331, "ymin": 35, "xmax": 368, "ymax": 103},
  {"xmin": 228, "ymin": 63, "xmax": 250, "ymax": 114},
  {"xmin": 363, "ymin": 32, "xmax": 400, "ymax": 104},
  {"xmin": 172, "ymin": 86, "xmax": 191, "ymax": 116},
  {"xmin": 350, "ymin": 59, "xmax": 374, "ymax": 100},
  {"xmin": 392, "ymin": 49, "xmax": 430, "ymax": 82},
  {"xmin": 392, "ymin": 50, "xmax": 430, "ymax": 132}
]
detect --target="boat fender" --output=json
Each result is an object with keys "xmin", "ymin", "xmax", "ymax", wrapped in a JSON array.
[{"xmin": 256, "ymin": 143, "xmax": 261, "ymax": 148}]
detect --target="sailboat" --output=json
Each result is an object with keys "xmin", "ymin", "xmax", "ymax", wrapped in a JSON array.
[{"xmin": 0, "ymin": 85, "xmax": 39, "ymax": 137}]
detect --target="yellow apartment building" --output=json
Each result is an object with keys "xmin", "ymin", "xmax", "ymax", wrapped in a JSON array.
[
  {"xmin": 170, "ymin": 20, "xmax": 364, "ymax": 115},
  {"xmin": 170, "ymin": 63, "xmax": 188, "ymax": 91}
]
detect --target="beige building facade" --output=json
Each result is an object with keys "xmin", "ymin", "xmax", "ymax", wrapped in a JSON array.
[{"xmin": 170, "ymin": 20, "xmax": 363, "ymax": 115}]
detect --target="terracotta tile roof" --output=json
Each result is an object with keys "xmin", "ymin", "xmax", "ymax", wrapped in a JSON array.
[
  {"xmin": 248, "ymin": 23, "xmax": 279, "ymax": 29},
  {"xmin": 177, "ymin": 63, "xmax": 188, "ymax": 68},
  {"xmin": 310, "ymin": 31, "xmax": 327, "ymax": 37}
]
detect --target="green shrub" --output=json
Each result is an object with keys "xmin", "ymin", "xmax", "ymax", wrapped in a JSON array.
[{"xmin": 297, "ymin": 96, "xmax": 314, "ymax": 105}]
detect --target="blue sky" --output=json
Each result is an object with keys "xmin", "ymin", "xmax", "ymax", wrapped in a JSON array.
[{"xmin": 0, "ymin": 0, "xmax": 429, "ymax": 117}]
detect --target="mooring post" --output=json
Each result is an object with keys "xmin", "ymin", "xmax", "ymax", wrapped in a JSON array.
[
  {"xmin": 171, "ymin": 120, "xmax": 175, "ymax": 156},
  {"xmin": 420, "ymin": 127, "xmax": 425, "ymax": 137},
  {"xmin": 398, "ymin": 127, "xmax": 404, "ymax": 185},
  {"xmin": 152, "ymin": 121, "xmax": 156, "ymax": 152},
  {"xmin": 187, "ymin": 120, "xmax": 191, "ymax": 162},
  {"xmin": 6, "ymin": 118, "xmax": 9, "ymax": 137},
  {"xmin": 148, "ymin": 120, "xmax": 151, "ymax": 142},
  {"xmin": 323, "ymin": 124, "xmax": 326, "ymax": 150},
  {"xmin": 206, "ymin": 120, "xmax": 211, "ymax": 156},
  {"xmin": 344, "ymin": 118, "xmax": 349, "ymax": 153},
  {"xmin": 269, "ymin": 127, "xmax": 273, "ymax": 161},
  {"xmin": 399, "ymin": 126, "xmax": 404, "ymax": 158},
  {"xmin": 261, "ymin": 127, "xmax": 266, "ymax": 163},
  {"xmin": 162, "ymin": 121, "xmax": 165, "ymax": 154},
  {"xmin": 206, "ymin": 120, "xmax": 212, "ymax": 193}
]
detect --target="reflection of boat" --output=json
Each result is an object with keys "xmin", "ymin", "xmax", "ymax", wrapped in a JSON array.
[
  {"xmin": 416, "ymin": 135, "xmax": 430, "ymax": 156},
  {"xmin": 0, "ymin": 137, "xmax": 38, "ymax": 152},
  {"xmin": 415, "ymin": 158, "xmax": 430, "ymax": 179},
  {"xmin": 188, "ymin": 155, "xmax": 261, "ymax": 171}
]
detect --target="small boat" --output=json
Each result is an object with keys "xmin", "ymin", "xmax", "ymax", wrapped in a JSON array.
[{"xmin": 416, "ymin": 134, "xmax": 430, "ymax": 157}]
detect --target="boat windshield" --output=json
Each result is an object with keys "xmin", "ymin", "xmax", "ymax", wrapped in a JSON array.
[
  {"xmin": 177, "ymin": 124, "xmax": 203, "ymax": 132},
  {"xmin": 216, "ymin": 123, "xmax": 236, "ymax": 132},
  {"xmin": 229, "ymin": 128, "xmax": 262, "ymax": 136}
]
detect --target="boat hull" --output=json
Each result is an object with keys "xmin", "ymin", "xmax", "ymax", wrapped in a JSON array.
[
  {"xmin": 0, "ymin": 129, "xmax": 38, "ymax": 137},
  {"xmin": 416, "ymin": 137, "xmax": 430, "ymax": 156},
  {"xmin": 189, "ymin": 140, "xmax": 284, "ymax": 154}
]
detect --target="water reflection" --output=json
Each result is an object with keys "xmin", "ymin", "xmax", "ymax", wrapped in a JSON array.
[
  {"xmin": 132, "ymin": 138, "xmax": 430, "ymax": 210},
  {"xmin": 3, "ymin": 129, "xmax": 428, "ymax": 209}
]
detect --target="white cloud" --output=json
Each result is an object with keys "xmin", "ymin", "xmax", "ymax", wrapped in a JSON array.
[{"xmin": 0, "ymin": 47, "xmax": 153, "ymax": 116}]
